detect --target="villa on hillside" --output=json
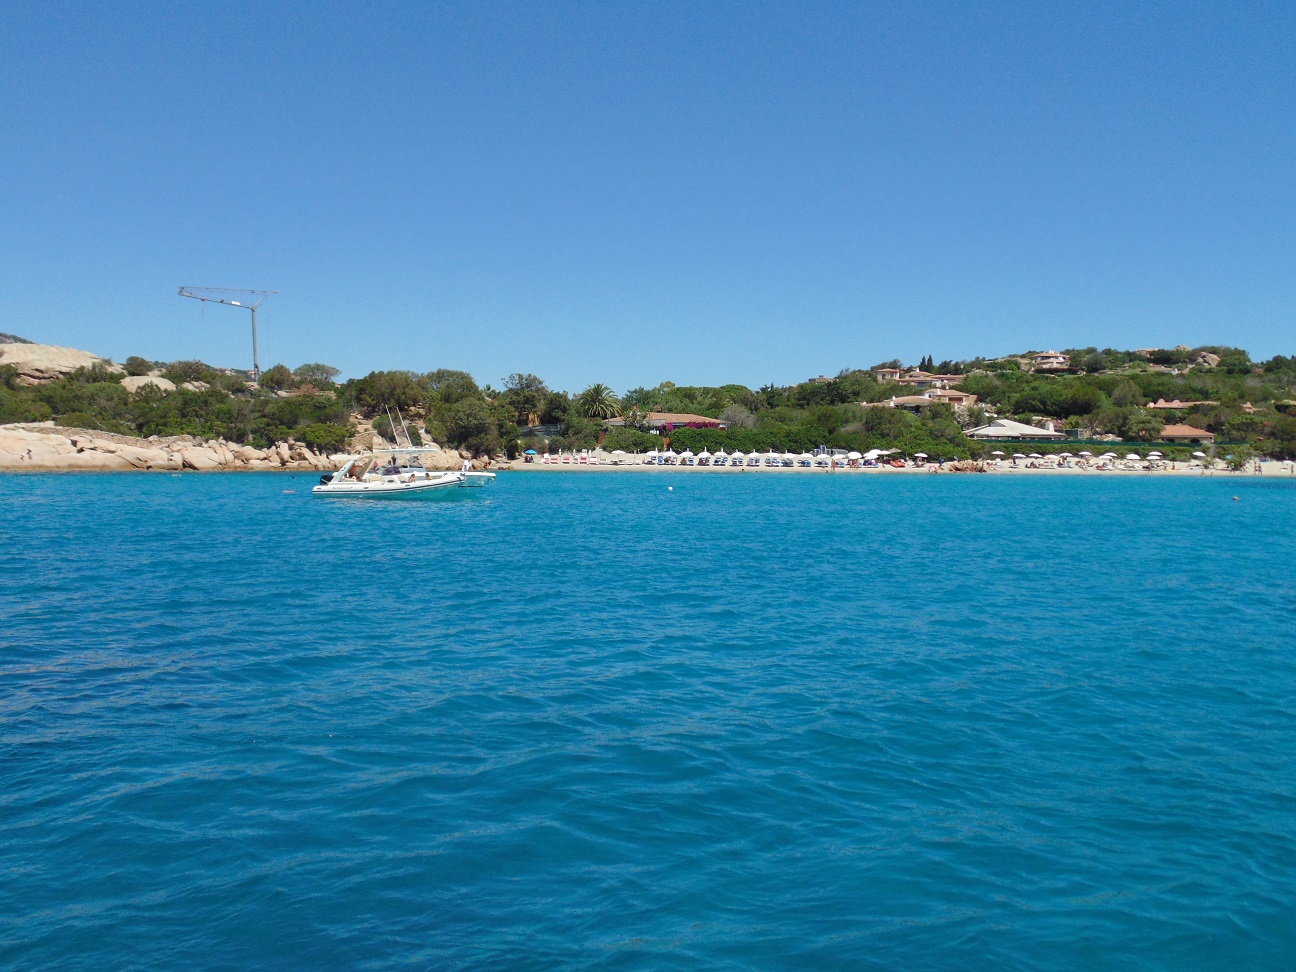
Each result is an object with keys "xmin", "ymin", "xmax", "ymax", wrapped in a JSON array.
[
  {"xmin": 603, "ymin": 411, "xmax": 727, "ymax": 430},
  {"xmin": 1029, "ymin": 351, "xmax": 1071, "ymax": 372},
  {"xmin": 1159, "ymin": 424, "xmax": 1215, "ymax": 444},
  {"xmin": 894, "ymin": 370, "xmax": 964, "ymax": 389},
  {"xmin": 861, "ymin": 389, "xmax": 979, "ymax": 413},
  {"xmin": 873, "ymin": 367, "xmax": 903, "ymax": 382},
  {"xmin": 964, "ymin": 418, "xmax": 1065, "ymax": 440}
]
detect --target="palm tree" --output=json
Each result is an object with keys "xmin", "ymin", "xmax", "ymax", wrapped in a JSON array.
[{"xmin": 576, "ymin": 383, "xmax": 622, "ymax": 419}]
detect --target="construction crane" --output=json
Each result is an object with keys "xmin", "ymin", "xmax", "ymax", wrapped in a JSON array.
[{"xmin": 177, "ymin": 286, "xmax": 278, "ymax": 381}]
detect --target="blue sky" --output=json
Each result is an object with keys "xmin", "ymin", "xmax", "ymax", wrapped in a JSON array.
[{"xmin": 2, "ymin": 1, "xmax": 1292, "ymax": 392}]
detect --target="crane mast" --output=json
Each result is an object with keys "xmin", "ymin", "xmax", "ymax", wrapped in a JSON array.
[{"xmin": 177, "ymin": 286, "xmax": 278, "ymax": 381}]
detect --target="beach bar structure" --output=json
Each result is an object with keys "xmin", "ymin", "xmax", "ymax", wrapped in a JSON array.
[{"xmin": 963, "ymin": 419, "xmax": 1066, "ymax": 440}]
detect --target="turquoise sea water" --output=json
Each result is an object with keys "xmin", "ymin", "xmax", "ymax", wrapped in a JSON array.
[{"xmin": 2, "ymin": 470, "xmax": 1295, "ymax": 970}]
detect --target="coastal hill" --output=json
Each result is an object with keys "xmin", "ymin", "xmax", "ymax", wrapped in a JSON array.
[
  {"xmin": 2, "ymin": 335, "xmax": 1295, "ymax": 467},
  {"xmin": 0, "ymin": 338, "xmax": 122, "ymax": 383}
]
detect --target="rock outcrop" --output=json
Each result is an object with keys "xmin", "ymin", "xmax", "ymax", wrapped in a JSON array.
[
  {"xmin": 0, "ymin": 422, "xmax": 505, "ymax": 474},
  {"xmin": 120, "ymin": 375, "xmax": 177, "ymax": 393},
  {"xmin": 0, "ymin": 342, "xmax": 122, "ymax": 384},
  {"xmin": 0, "ymin": 424, "xmax": 341, "ymax": 473}
]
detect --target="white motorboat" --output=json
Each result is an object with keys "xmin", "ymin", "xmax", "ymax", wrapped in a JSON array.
[{"xmin": 312, "ymin": 451, "xmax": 496, "ymax": 499}]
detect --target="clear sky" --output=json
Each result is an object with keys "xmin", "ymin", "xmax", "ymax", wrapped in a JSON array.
[{"xmin": 2, "ymin": 1, "xmax": 1292, "ymax": 392}]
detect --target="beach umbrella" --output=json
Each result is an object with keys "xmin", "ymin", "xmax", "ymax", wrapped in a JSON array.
[
  {"xmin": 714, "ymin": 450, "xmax": 728, "ymax": 457},
  {"xmin": 1013, "ymin": 453, "xmax": 1026, "ymax": 459},
  {"xmin": 1147, "ymin": 451, "xmax": 1162, "ymax": 457},
  {"xmin": 731, "ymin": 451, "xmax": 745, "ymax": 459},
  {"xmin": 991, "ymin": 450, "xmax": 1005, "ymax": 456},
  {"xmin": 1028, "ymin": 453, "xmax": 1042, "ymax": 458},
  {"xmin": 611, "ymin": 449, "xmax": 626, "ymax": 454},
  {"xmin": 697, "ymin": 450, "xmax": 711, "ymax": 458},
  {"xmin": 524, "ymin": 449, "xmax": 537, "ymax": 455},
  {"xmin": 1078, "ymin": 450, "xmax": 1092, "ymax": 456},
  {"xmin": 847, "ymin": 451, "xmax": 861, "ymax": 460},
  {"xmin": 1125, "ymin": 453, "xmax": 1141, "ymax": 460},
  {"xmin": 1059, "ymin": 452, "xmax": 1072, "ymax": 457},
  {"xmin": 914, "ymin": 452, "xmax": 928, "ymax": 459},
  {"xmin": 1192, "ymin": 451, "xmax": 1206, "ymax": 458}
]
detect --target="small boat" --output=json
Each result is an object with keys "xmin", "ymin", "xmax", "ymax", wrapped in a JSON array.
[{"xmin": 312, "ymin": 451, "xmax": 496, "ymax": 499}]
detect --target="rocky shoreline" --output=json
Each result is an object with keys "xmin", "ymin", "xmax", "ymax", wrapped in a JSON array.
[{"xmin": 0, "ymin": 424, "xmax": 339, "ymax": 472}]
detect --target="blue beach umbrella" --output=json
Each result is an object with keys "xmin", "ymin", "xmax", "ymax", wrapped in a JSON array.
[{"xmin": 524, "ymin": 449, "xmax": 537, "ymax": 455}]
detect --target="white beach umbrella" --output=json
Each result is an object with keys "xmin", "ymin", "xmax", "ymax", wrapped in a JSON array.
[
  {"xmin": 991, "ymin": 450, "xmax": 1005, "ymax": 456},
  {"xmin": 1028, "ymin": 453, "xmax": 1042, "ymax": 458},
  {"xmin": 714, "ymin": 449, "xmax": 728, "ymax": 457},
  {"xmin": 1059, "ymin": 452, "xmax": 1073, "ymax": 457},
  {"xmin": 847, "ymin": 452, "xmax": 862, "ymax": 460},
  {"xmin": 1013, "ymin": 453, "xmax": 1026, "ymax": 459},
  {"xmin": 1192, "ymin": 451, "xmax": 1206, "ymax": 458},
  {"xmin": 1147, "ymin": 451, "xmax": 1163, "ymax": 457},
  {"xmin": 697, "ymin": 450, "xmax": 712, "ymax": 458},
  {"xmin": 730, "ymin": 451, "xmax": 745, "ymax": 459},
  {"xmin": 645, "ymin": 449, "xmax": 659, "ymax": 456},
  {"xmin": 1125, "ymin": 453, "xmax": 1141, "ymax": 460},
  {"xmin": 680, "ymin": 449, "xmax": 694, "ymax": 458},
  {"xmin": 1078, "ymin": 450, "xmax": 1092, "ymax": 457},
  {"xmin": 664, "ymin": 449, "xmax": 678, "ymax": 457},
  {"xmin": 611, "ymin": 449, "xmax": 627, "ymax": 454}
]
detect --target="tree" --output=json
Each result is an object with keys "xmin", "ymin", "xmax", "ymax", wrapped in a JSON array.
[
  {"xmin": 422, "ymin": 369, "xmax": 479, "ymax": 405},
  {"xmin": 162, "ymin": 360, "xmax": 212, "ymax": 384},
  {"xmin": 258, "ymin": 364, "xmax": 295, "ymax": 391},
  {"xmin": 344, "ymin": 370, "xmax": 424, "ymax": 412},
  {"xmin": 575, "ymin": 383, "xmax": 621, "ymax": 419},
  {"xmin": 719, "ymin": 403, "xmax": 756, "ymax": 429},
  {"xmin": 1124, "ymin": 412, "xmax": 1164, "ymax": 441},
  {"xmin": 446, "ymin": 398, "xmax": 504, "ymax": 456},
  {"xmin": 501, "ymin": 372, "xmax": 547, "ymax": 426},
  {"xmin": 124, "ymin": 356, "xmax": 152, "ymax": 377},
  {"xmin": 293, "ymin": 363, "xmax": 340, "ymax": 386},
  {"xmin": 1110, "ymin": 379, "xmax": 1142, "ymax": 407}
]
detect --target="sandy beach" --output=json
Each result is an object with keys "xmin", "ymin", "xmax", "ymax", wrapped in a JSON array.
[{"xmin": 498, "ymin": 455, "xmax": 1296, "ymax": 477}]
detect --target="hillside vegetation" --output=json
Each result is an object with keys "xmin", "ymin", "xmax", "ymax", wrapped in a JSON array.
[{"xmin": 2, "ymin": 344, "xmax": 1294, "ymax": 459}]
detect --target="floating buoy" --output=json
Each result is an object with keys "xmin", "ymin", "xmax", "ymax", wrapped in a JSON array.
[{"xmin": 667, "ymin": 486, "xmax": 674, "ymax": 491}]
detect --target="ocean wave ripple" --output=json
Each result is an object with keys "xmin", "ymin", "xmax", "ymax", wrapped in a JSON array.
[{"xmin": 1, "ymin": 471, "xmax": 1295, "ymax": 970}]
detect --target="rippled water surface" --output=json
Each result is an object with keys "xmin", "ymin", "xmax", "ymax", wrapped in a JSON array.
[{"xmin": 2, "ymin": 470, "xmax": 1295, "ymax": 969}]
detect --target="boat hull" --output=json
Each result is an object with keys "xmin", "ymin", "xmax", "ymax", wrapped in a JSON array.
[{"xmin": 312, "ymin": 473, "xmax": 468, "ymax": 498}]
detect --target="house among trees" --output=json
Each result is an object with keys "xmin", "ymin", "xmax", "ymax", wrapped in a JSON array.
[
  {"xmin": 604, "ymin": 411, "xmax": 727, "ymax": 430},
  {"xmin": 894, "ymin": 371, "xmax": 964, "ymax": 389},
  {"xmin": 861, "ymin": 389, "xmax": 979, "ymax": 413},
  {"xmin": 1029, "ymin": 350, "xmax": 1071, "ymax": 372},
  {"xmin": 1159, "ymin": 424, "xmax": 1215, "ymax": 444},
  {"xmin": 873, "ymin": 367, "xmax": 903, "ymax": 382}
]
